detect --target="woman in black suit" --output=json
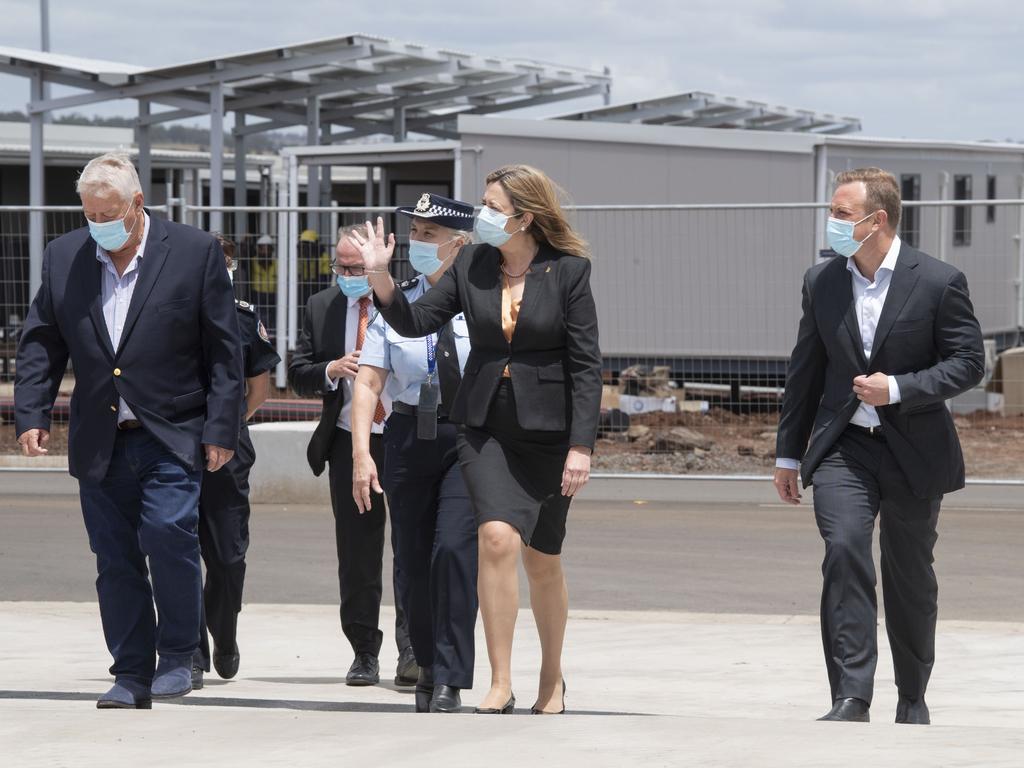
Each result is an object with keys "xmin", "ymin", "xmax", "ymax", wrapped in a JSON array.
[{"xmin": 351, "ymin": 165, "xmax": 601, "ymax": 715}]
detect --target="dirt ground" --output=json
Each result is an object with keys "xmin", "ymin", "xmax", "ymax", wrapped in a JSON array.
[
  {"xmin": 587, "ymin": 408, "xmax": 1024, "ymax": 478},
  {"xmin": 4, "ymin": 408, "xmax": 1024, "ymax": 479}
]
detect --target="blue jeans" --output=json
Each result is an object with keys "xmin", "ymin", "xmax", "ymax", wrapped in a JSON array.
[{"xmin": 79, "ymin": 428, "xmax": 203, "ymax": 686}]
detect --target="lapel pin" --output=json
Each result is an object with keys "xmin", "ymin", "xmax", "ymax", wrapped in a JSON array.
[{"xmin": 545, "ymin": 266, "xmax": 551, "ymax": 273}]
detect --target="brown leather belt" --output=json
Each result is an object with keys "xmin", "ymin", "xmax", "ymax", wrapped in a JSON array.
[{"xmin": 117, "ymin": 419, "xmax": 142, "ymax": 431}]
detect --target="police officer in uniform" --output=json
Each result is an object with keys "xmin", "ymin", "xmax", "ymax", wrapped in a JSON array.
[
  {"xmin": 352, "ymin": 193, "xmax": 478, "ymax": 713},
  {"xmin": 192, "ymin": 234, "xmax": 281, "ymax": 688}
]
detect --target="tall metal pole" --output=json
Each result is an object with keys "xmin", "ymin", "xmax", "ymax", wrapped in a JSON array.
[
  {"xmin": 40, "ymin": 0, "xmax": 51, "ymax": 119},
  {"xmin": 136, "ymin": 99, "xmax": 152, "ymax": 201},
  {"xmin": 233, "ymin": 111, "xmax": 248, "ymax": 239},
  {"xmin": 28, "ymin": 69, "xmax": 45, "ymax": 300},
  {"xmin": 209, "ymin": 82, "xmax": 224, "ymax": 232}
]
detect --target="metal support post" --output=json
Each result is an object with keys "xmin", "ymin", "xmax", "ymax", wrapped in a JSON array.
[
  {"xmin": 136, "ymin": 99, "xmax": 152, "ymax": 201},
  {"xmin": 28, "ymin": 70, "xmax": 45, "ymax": 299},
  {"xmin": 393, "ymin": 106, "xmax": 406, "ymax": 142},
  {"xmin": 209, "ymin": 83, "xmax": 225, "ymax": 232},
  {"xmin": 306, "ymin": 97, "xmax": 321, "ymax": 218},
  {"xmin": 234, "ymin": 111, "xmax": 248, "ymax": 239}
]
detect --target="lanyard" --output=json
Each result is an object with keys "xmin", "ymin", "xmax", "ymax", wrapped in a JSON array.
[{"xmin": 425, "ymin": 333, "xmax": 437, "ymax": 381}]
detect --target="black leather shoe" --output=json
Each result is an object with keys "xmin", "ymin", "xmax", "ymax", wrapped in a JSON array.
[
  {"xmin": 895, "ymin": 695, "xmax": 930, "ymax": 724},
  {"xmin": 818, "ymin": 697, "xmax": 870, "ymax": 722},
  {"xmin": 213, "ymin": 642, "xmax": 240, "ymax": 680},
  {"xmin": 475, "ymin": 693, "xmax": 515, "ymax": 714},
  {"xmin": 394, "ymin": 646, "xmax": 419, "ymax": 687},
  {"xmin": 346, "ymin": 653, "xmax": 380, "ymax": 686},
  {"xmin": 191, "ymin": 663, "xmax": 204, "ymax": 691},
  {"xmin": 531, "ymin": 678, "xmax": 566, "ymax": 715},
  {"xmin": 415, "ymin": 668, "xmax": 434, "ymax": 713},
  {"xmin": 430, "ymin": 685, "xmax": 462, "ymax": 713}
]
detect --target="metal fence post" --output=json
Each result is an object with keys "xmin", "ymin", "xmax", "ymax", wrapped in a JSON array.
[
  {"xmin": 275, "ymin": 188, "xmax": 289, "ymax": 389},
  {"xmin": 288, "ymin": 155, "xmax": 300, "ymax": 353},
  {"xmin": 1016, "ymin": 174, "xmax": 1024, "ymax": 335}
]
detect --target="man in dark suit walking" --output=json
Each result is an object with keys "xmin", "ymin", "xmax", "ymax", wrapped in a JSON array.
[
  {"xmin": 288, "ymin": 225, "xmax": 415, "ymax": 688},
  {"xmin": 15, "ymin": 153, "xmax": 243, "ymax": 709},
  {"xmin": 774, "ymin": 168, "xmax": 985, "ymax": 724}
]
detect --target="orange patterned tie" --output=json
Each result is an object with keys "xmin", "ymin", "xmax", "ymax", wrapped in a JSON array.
[{"xmin": 357, "ymin": 297, "xmax": 386, "ymax": 424}]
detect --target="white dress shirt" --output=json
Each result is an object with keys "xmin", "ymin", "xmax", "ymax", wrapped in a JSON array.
[
  {"xmin": 777, "ymin": 236, "xmax": 903, "ymax": 470},
  {"xmin": 323, "ymin": 292, "xmax": 389, "ymax": 434},
  {"xmin": 96, "ymin": 212, "xmax": 151, "ymax": 424}
]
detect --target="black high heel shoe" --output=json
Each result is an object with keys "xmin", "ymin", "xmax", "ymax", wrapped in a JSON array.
[
  {"xmin": 531, "ymin": 678, "xmax": 566, "ymax": 715},
  {"xmin": 474, "ymin": 692, "xmax": 515, "ymax": 714}
]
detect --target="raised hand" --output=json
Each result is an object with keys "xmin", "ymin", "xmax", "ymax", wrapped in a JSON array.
[{"xmin": 348, "ymin": 217, "xmax": 395, "ymax": 274}]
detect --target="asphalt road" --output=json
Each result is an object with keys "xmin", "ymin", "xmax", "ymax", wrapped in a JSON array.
[{"xmin": 1, "ymin": 475, "xmax": 1021, "ymax": 621}]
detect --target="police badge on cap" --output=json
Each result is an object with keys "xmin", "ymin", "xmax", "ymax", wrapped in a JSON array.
[{"xmin": 396, "ymin": 193, "xmax": 475, "ymax": 230}]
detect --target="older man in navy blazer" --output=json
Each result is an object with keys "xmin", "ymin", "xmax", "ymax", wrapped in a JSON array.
[{"xmin": 15, "ymin": 153, "xmax": 243, "ymax": 709}]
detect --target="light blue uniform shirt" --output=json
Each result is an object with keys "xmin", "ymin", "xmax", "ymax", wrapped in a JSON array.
[{"xmin": 360, "ymin": 277, "xmax": 471, "ymax": 407}]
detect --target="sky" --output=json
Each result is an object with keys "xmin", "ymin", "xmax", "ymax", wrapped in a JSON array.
[{"xmin": 1, "ymin": 0, "xmax": 1022, "ymax": 141}]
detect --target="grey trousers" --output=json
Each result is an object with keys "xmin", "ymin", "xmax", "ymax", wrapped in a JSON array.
[{"xmin": 811, "ymin": 428, "xmax": 941, "ymax": 705}]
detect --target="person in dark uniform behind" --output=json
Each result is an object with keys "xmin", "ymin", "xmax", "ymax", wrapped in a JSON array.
[
  {"xmin": 192, "ymin": 233, "xmax": 281, "ymax": 689},
  {"xmin": 352, "ymin": 193, "xmax": 478, "ymax": 713}
]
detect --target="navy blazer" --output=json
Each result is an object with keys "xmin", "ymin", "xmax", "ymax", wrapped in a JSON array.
[
  {"xmin": 776, "ymin": 242, "xmax": 985, "ymax": 499},
  {"xmin": 376, "ymin": 242, "xmax": 602, "ymax": 450},
  {"xmin": 15, "ymin": 213, "xmax": 244, "ymax": 482}
]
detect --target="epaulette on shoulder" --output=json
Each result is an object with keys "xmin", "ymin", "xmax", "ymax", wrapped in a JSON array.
[
  {"xmin": 397, "ymin": 276, "xmax": 421, "ymax": 292},
  {"xmin": 234, "ymin": 299, "xmax": 256, "ymax": 313}
]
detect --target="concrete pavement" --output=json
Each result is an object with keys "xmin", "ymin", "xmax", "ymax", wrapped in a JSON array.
[
  {"xmin": 0, "ymin": 602, "xmax": 1021, "ymax": 767},
  {"xmin": 1, "ymin": 476, "xmax": 1022, "ymax": 766}
]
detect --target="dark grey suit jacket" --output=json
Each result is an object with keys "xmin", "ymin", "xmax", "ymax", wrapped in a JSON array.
[
  {"xmin": 775, "ymin": 242, "xmax": 985, "ymax": 499},
  {"xmin": 287, "ymin": 286, "xmax": 350, "ymax": 476}
]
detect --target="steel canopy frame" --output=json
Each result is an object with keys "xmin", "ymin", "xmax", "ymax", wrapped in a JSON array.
[
  {"xmin": 552, "ymin": 90, "xmax": 861, "ymax": 135},
  {"xmin": 0, "ymin": 34, "xmax": 611, "ymax": 296}
]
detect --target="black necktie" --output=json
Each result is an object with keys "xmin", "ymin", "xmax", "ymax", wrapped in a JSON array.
[{"xmin": 434, "ymin": 321, "xmax": 462, "ymax": 419}]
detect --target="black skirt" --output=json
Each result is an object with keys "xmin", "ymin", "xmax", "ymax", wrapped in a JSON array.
[{"xmin": 457, "ymin": 379, "xmax": 572, "ymax": 555}]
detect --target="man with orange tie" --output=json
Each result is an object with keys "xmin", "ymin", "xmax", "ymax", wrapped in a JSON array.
[{"xmin": 288, "ymin": 225, "xmax": 416, "ymax": 687}]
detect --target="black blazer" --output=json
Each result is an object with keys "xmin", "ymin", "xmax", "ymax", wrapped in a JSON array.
[
  {"xmin": 377, "ymin": 242, "xmax": 602, "ymax": 450},
  {"xmin": 288, "ymin": 285, "xmax": 351, "ymax": 476},
  {"xmin": 776, "ymin": 242, "xmax": 985, "ymax": 499},
  {"xmin": 15, "ymin": 214, "xmax": 244, "ymax": 482}
]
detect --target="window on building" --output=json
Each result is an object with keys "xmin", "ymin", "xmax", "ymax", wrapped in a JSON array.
[
  {"xmin": 987, "ymin": 174, "xmax": 997, "ymax": 223},
  {"xmin": 900, "ymin": 174, "xmax": 921, "ymax": 248},
  {"xmin": 953, "ymin": 175, "xmax": 972, "ymax": 246}
]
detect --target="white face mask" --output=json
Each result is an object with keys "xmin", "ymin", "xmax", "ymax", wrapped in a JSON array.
[
  {"xmin": 827, "ymin": 212, "xmax": 877, "ymax": 257},
  {"xmin": 475, "ymin": 206, "xmax": 520, "ymax": 247}
]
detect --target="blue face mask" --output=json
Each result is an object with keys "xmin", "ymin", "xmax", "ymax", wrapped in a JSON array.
[
  {"xmin": 337, "ymin": 275, "xmax": 372, "ymax": 298},
  {"xmin": 826, "ymin": 212, "xmax": 876, "ymax": 257},
  {"xmin": 408, "ymin": 238, "xmax": 457, "ymax": 276},
  {"xmin": 475, "ymin": 206, "xmax": 519, "ymax": 248},
  {"xmin": 88, "ymin": 201, "xmax": 138, "ymax": 252}
]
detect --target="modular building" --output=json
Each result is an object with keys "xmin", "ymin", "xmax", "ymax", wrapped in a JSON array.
[{"xmin": 280, "ymin": 112, "xmax": 1024, "ymax": 384}]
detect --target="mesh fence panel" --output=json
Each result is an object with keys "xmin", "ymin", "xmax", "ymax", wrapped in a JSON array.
[{"xmin": 3, "ymin": 200, "xmax": 1024, "ymax": 477}]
